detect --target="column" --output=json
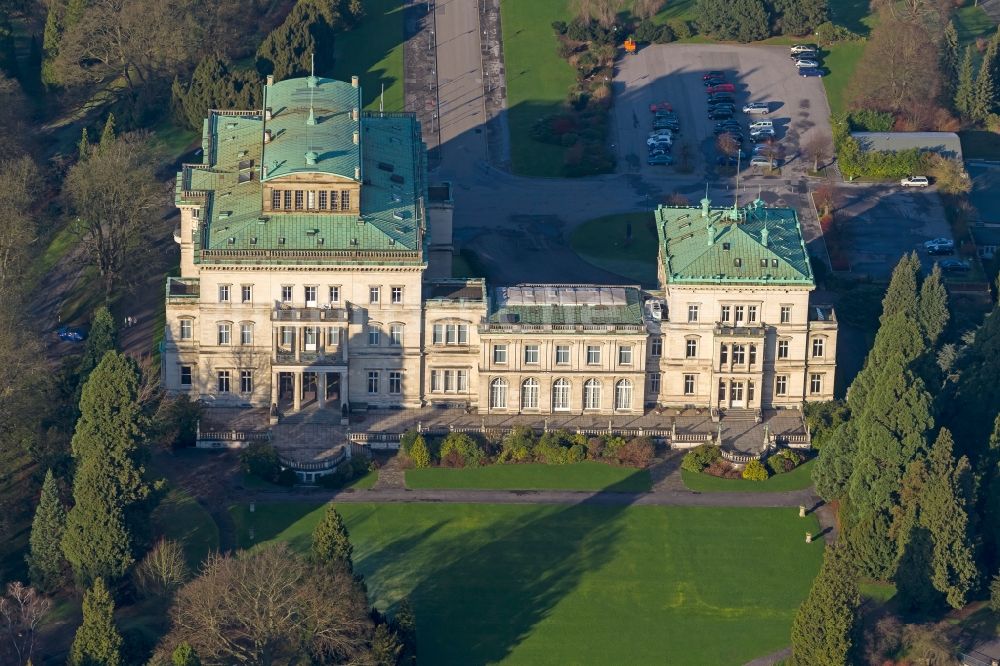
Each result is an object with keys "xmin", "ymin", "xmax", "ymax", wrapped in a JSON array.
[
  {"xmin": 317, "ymin": 372, "xmax": 326, "ymax": 408},
  {"xmin": 341, "ymin": 370, "xmax": 349, "ymax": 407},
  {"xmin": 293, "ymin": 371, "xmax": 302, "ymax": 412},
  {"xmin": 270, "ymin": 370, "xmax": 278, "ymax": 406},
  {"xmin": 273, "ymin": 327, "xmax": 279, "ymax": 356},
  {"xmin": 294, "ymin": 325, "xmax": 301, "ymax": 362}
]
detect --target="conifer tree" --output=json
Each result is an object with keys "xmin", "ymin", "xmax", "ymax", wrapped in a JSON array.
[
  {"xmin": 879, "ymin": 252, "xmax": 920, "ymax": 325},
  {"xmin": 973, "ymin": 39, "xmax": 998, "ymax": 122},
  {"xmin": 371, "ymin": 623, "xmax": 402, "ymax": 666},
  {"xmin": 790, "ymin": 545, "xmax": 860, "ymax": 666},
  {"xmin": 918, "ymin": 264, "xmax": 949, "ymax": 347},
  {"xmin": 27, "ymin": 470, "xmax": 67, "ymax": 593},
  {"xmin": 894, "ymin": 524, "xmax": 941, "ymax": 613},
  {"xmin": 410, "ymin": 436, "xmax": 431, "ymax": 468},
  {"xmin": 77, "ymin": 127, "xmax": 89, "ymax": 161},
  {"xmin": 69, "ymin": 578, "xmax": 123, "ymax": 666},
  {"xmin": 77, "ymin": 306, "xmax": 117, "ymax": 385},
  {"xmin": 311, "ymin": 504, "xmax": 353, "ymax": 572},
  {"xmin": 942, "ymin": 21, "xmax": 960, "ymax": 97},
  {"xmin": 98, "ymin": 113, "xmax": 115, "ymax": 151},
  {"xmin": 392, "ymin": 597, "xmax": 417, "ymax": 665},
  {"xmin": 956, "ymin": 45, "xmax": 976, "ymax": 117},
  {"xmin": 63, "ymin": 351, "xmax": 148, "ymax": 583},
  {"xmin": 171, "ymin": 642, "xmax": 200, "ymax": 666}
]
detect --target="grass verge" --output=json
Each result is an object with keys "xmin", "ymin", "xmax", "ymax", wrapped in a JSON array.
[
  {"xmin": 332, "ymin": 0, "xmax": 406, "ymax": 111},
  {"xmin": 821, "ymin": 41, "xmax": 866, "ymax": 118},
  {"xmin": 405, "ymin": 461, "xmax": 652, "ymax": 492},
  {"xmin": 230, "ymin": 502, "xmax": 823, "ymax": 665},
  {"xmin": 681, "ymin": 459, "xmax": 816, "ymax": 493},
  {"xmin": 569, "ymin": 212, "xmax": 658, "ymax": 285}
]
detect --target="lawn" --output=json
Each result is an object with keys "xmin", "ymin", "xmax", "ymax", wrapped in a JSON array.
[
  {"xmin": 821, "ymin": 40, "xmax": 866, "ymax": 118},
  {"xmin": 500, "ymin": 0, "xmax": 578, "ymax": 176},
  {"xmin": 230, "ymin": 502, "xmax": 823, "ymax": 665},
  {"xmin": 681, "ymin": 459, "xmax": 816, "ymax": 493},
  {"xmin": 405, "ymin": 462, "xmax": 652, "ymax": 492},
  {"xmin": 151, "ymin": 489, "xmax": 220, "ymax": 568},
  {"xmin": 569, "ymin": 212, "xmax": 659, "ymax": 285},
  {"xmin": 331, "ymin": 0, "xmax": 405, "ymax": 111},
  {"xmin": 955, "ymin": 3, "xmax": 995, "ymax": 47}
]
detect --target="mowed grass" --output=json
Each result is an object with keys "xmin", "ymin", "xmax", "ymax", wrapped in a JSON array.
[
  {"xmin": 680, "ymin": 459, "xmax": 816, "ymax": 493},
  {"xmin": 500, "ymin": 0, "xmax": 578, "ymax": 176},
  {"xmin": 152, "ymin": 489, "xmax": 220, "ymax": 568},
  {"xmin": 231, "ymin": 502, "xmax": 823, "ymax": 665},
  {"xmin": 405, "ymin": 462, "xmax": 652, "ymax": 492},
  {"xmin": 955, "ymin": 3, "xmax": 995, "ymax": 47},
  {"xmin": 820, "ymin": 40, "xmax": 866, "ymax": 117},
  {"xmin": 332, "ymin": 0, "xmax": 405, "ymax": 111},
  {"xmin": 569, "ymin": 212, "xmax": 659, "ymax": 285}
]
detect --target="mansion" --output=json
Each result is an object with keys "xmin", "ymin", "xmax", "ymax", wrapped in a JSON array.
[{"xmin": 163, "ymin": 74, "xmax": 837, "ymax": 419}]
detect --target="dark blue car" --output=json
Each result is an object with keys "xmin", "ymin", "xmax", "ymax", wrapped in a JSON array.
[
  {"xmin": 799, "ymin": 68, "xmax": 824, "ymax": 77},
  {"xmin": 57, "ymin": 326, "xmax": 87, "ymax": 342}
]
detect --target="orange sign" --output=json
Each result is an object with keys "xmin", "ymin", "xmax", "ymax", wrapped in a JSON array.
[{"xmin": 624, "ymin": 38, "xmax": 636, "ymax": 53}]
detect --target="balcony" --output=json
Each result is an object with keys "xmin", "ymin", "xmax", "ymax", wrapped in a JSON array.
[
  {"xmin": 713, "ymin": 324, "xmax": 766, "ymax": 338},
  {"xmin": 271, "ymin": 306, "xmax": 350, "ymax": 322},
  {"xmin": 273, "ymin": 349, "xmax": 345, "ymax": 366},
  {"xmin": 166, "ymin": 277, "xmax": 200, "ymax": 304}
]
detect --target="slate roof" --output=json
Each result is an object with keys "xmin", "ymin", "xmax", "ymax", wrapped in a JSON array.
[
  {"xmin": 852, "ymin": 132, "xmax": 963, "ymax": 161},
  {"xmin": 175, "ymin": 76, "xmax": 426, "ymax": 264},
  {"xmin": 655, "ymin": 199, "xmax": 813, "ymax": 285},
  {"xmin": 487, "ymin": 285, "xmax": 645, "ymax": 326}
]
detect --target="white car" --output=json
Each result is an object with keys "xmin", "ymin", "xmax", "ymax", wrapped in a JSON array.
[
  {"xmin": 794, "ymin": 59, "xmax": 820, "ymax": 69},
  {"xmin": 647, "ymin": 135, "xmax": 672, "ymax": 147},
  {"xmin": 901, "ymin": 176, "xmax": 930, "ymax": 187},
  {"xmin": 924, "ymin": 237, "xmax": 954, "ymax": 250},
  {"xmin": 750, "ymin": 156, "xmax": 777, "ymax": 168},
  {"xmin": 743, "ymin": 102, "xmax": 769, "ymax": 114},
  {"xmin": 750, "ymin": 128, "xmax": 775, "ymax": 138},
  {"xmin": 749, "ymin": 120, "xmax": 773, "ymax": 130},
  {"xmin": 790, "ymin": 44, "xmax": 817, "ymax": 54}
]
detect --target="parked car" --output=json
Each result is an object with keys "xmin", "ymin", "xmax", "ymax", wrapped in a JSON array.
[
  {"xmin": 939, "ymin": 259, "xmax": 971, "ymax": 273},
  {"xmin": 703, "ymin": 77, "xmax": 725, "ymax": 87},
  {"xmin": 702, "ymin": 70, "xmax": 725, "ymax": 80},
  {"xmin": 750, "ymin": 128, "xmax": 775, "ymax": 139},
  {"xmin": 927, "ymin": 245, "xmax": 954, "ymax": 256},
  {"xmin": 707, "ymin": 104, "xmax": 735, "ymax": 114},
  {"xmin": 901, "ymin": 176, "xmax": 930, "ymax": 187},
  {"xmin": 749, "ymin": 120, "xmax": 773, "ymax": 130},
  {"xmin": 709, "ymin": 111, "xmax": 734, "ymax": 120},
  {"xmin": 790, "ymin": 44, "xmax": 817, "ymax": 54},
  {"xmin": 750, "ymin": 132, "xmax": 774, "ymax": 143},
  {"xmin": 794, "ymin": 59, "xmax": 820, "ymax": 69},
  {"xmin": 750, "ymin": 156, "xmax": 778, "ymax": 168},
  {"xmin": 924, "ymin": 237, "xmax": 954, "ymax": 250},
  {"xmin": 648, "ymin": 154, "xmax": 674, "ymax": 165},
  {"xmin": 706, "ymin": 83, "xmax": 735, "ymax": 93},
  {"xmin": 798, "ymin": 68, "xmax": 824, "ymax": 78},
  {"xmin": 790, "ymin": 50, "xmax": 816, "ymax": 60},
  {"xmin": 717, "ymin": 155, "xmax": 740, "ymax": 167},
  {"xmin": 752, "ymin": 142, "xmax": 778, "ymax": 155},
  {"xmin": 714, "ymin": 124, "xmax": 741, "ymax": 135},
  {"xmin": 57, "ymin": 326, "xmax": 87, "ymax": 342},
  {"xmin": 743, "ymin": 102, "xmax": 769, "ymax": 114}
]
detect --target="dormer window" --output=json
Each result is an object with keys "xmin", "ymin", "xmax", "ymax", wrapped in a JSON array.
[
  {"xmin": 722, "ymin": 242, "xmax": 731, "ymax": 250},
  {"xmin": 734, "ymin": 258, "xmax": 742, "ymax": 267}
]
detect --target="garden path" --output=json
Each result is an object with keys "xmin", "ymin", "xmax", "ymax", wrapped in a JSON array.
[{"xmin": 372, "ymin": 453, "xmax": 406, "ymax": 490}]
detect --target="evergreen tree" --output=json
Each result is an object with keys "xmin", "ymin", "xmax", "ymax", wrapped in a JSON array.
[
  {"xmin": 77, "ymin": 127, "xmax": 89, "ymax": 161},
  {"xmin": 98, "ymin": 113, "xmax": 115, "ymax": 151},
  {"xmin": 973, "ymin": 38, "xmax": 997, "ymax": 122},
  {"xmin": 392, "ymin": 597, "xmax": 417, "ymax": 665},
  {"xmin": 311, "ymin": 504, "xmax": 353, "ymax": 572},
  {"xmin": 811, "ymin": 422, "xmax": 855, "ymax": 501},
  {"xmin": 880, "ymin": 253, "xmax": 920, "ymax": 325},
  {"xmin": 171, "ymin": 55, "xmax": 260, "ymax": 131},
  {"xmin": 27, "ymin": 469, "xmax": 67, "ymax": 592},
  {"xmin": 77, "ymin": 306, "xmax": 117, "ymax": 383},
  {"xmin": 980, "ymin": 415, "xmax": 1000, "ymax": 570},
  {"xmin": 370, "ymin": 623, "xmax": 402, "ymax": 666},
  {"xmin": 63, "ymin": 352, "xmax": 148, "ymax": 583},
  {"xmin": 171, "ymin": 642, "xmax": 200, "ymax": 666},
  {"xmin": 894, "ymin": 524, "xmax": 941, "ymax": 614},
  {"xmin": 918, "ymin": 264, "xmax": 949, "ymax": 347},
  {"xmin": 790, "ymin": 545, "xmax": 860, "ymax": 666},
  {"xmin": 942, "ymin": 22, "xmax": 959, "ymax": 91},
  {"xmin": 956, "ymin": 45, "xmax": 976, "ymax": 118},
  {"xmin": 847, "ymin": 512, "xmax": 898, "ymax": 580},
  {"xmin": 410, "ymin": 436, "xmax": 431, "ymax": 468},
  {"xmin": 69, "ymin": 578, "xmax": 123, "ymax": 666}
]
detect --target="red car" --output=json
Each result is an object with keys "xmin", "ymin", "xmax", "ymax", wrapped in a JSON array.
[{"xmin": 706, "ymin": 83, "xmax": 735, "ymax": 94}]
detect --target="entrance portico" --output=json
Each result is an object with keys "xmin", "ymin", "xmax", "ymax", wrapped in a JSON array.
[{"xmin": 272, "ymin": 366, "xmax": 348, "ymax": 414}]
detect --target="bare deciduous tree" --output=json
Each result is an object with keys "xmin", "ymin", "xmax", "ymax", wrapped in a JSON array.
[
  {"xmin": 813, "ymin": 184, "xmax": 836, "ymax": 217},
  {"xmin": 634, "ymin": 0, "xmax": 664, "ymax": 20},
  {"xmin": 135, "ymin": 539, "xmax": 188, "ymax": 598},
  {"xmin": 0, "ymin": 156, "xmax": 40, "ymax": 302},
  {"xmin": 0, "ymin": 582, "xmax": 51, "ymax": 666},
  {"xmin": 157, "ymin": 543, "xmax": 372, "ymax": 664},
  {"xmin": 716, "ymin": 133, "xmax": 740, "ymax": 157},
  {"xmin": 804, "ymin": 135, "xmax": 832, "ymax": 172},
  {"xmin": 65, "ymin": 132, "xmax": 166, "ymax": 298}
]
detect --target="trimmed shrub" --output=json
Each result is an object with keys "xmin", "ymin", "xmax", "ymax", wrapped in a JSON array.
[
  {"xmin": 586, "ymin": 437, "xmax": 605, "ymax": 460},
  {"xmin": 535, "ymin": 430, "xmax": 574, "ymax": 464},
  {"xmin": 602, "ymin": 436, "xmax": 627, "ymax": 460},
  {"xmin": 848, "ymin": 109, "xmax": 895, "ymax": 132},
  {"xmin": 567, "ymin": 444, "xmax": 587, "ymax": 463},
  {"xmin": 439, "ymin": 432, "xmax": 486, "ymax": 467},
  {"xmin": 551, "ymin": 20, "xmax": 567, "ymax": 35},
  {"xmin": 681, "ymin": 444, "xmax": 721, "ymax": 473},
  {"xmin": 617, "ymin": 437, "xmax": 656, "ymax": 468},
  {"xmin": 410, "ymin": 436, "xmax": 431, "ymax": 468},
  {"xmin": 705, "ymin": 459, "xmax": 742, "ymax": 479},
  {"xmin": 767, "ymin": 448, "xmax": 804, "ymax": 475},
  {"xmin": 742, "ymin": 459, "xmax": 769, "ymax": 481},
  {"xmin": 668, "ymin": 19, "xmax": 694, "ymax": 39},
  {"xmin": 240, "ymin": 441, "xmax": 281, "ymax": 483},
  {"xmin": 498, "ymin": 426, "xmax": 536, "ymax": 463},
  {"xmin": 400, "ymin": 429, "xmax": 419, "ymax": 456}
]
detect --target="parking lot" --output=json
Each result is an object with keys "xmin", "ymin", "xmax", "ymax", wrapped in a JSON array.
[{"xmin": 611, "ymin": 43, "xmax": 834, "ymax": 181}]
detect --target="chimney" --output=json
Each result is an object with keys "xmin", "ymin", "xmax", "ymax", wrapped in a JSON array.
[
  {"xmin": 351, "ymin": 75, "xmax": 359, "ymax": 88},
  {"xmin": 265, "ymin": 107, "xmax": 272, "ymax": 120},
  {"xmin": 707, "ymin": 223, "xmax": 716, "ymax": 246},
  {"xmin": 354, "ymin": 166, "xmax": 361, "ymax": 180},
  {"xmin": 305, "ymin": 151, "xmax": 318, "ymax": 166},
  {"xmin": 760, "ymin": 226, "xmax": 769, "ymax": 247},
  {"xmin": 351, "ymin": 107, "xmax": 360, "ymax": 122},
  {"xmin": 353, "ymin": 130, "xmax": 360, "ymax": 145},
  {"xmin": 263, "ymin": 129, "xmax": 272, "ymax": 143},
  {"xmin": 700, "ymin": 195, "xmax": 711, "ymax": 218},
  {"xmin": 266, "ymin": 74, "xmax": 274, "ymax": 86}
]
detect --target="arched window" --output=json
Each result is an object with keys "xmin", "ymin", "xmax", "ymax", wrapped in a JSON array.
[
  {"xmin": 583, "ymin": 379, "xmax": 601, "ymax": 410},
  {"xmin": 615, "ymin": 379, "xmax": 633, "ymax": 411},
  {"xmin": 521, "ymin": 378, "xmax": 539, "ymax": 410},
  {"xmin": 552, "ymin": 378, "xmax": 570, "ymax": 411},
  {"xmin": 490, "ymin": 378, "xmax": 508, "ymax": 409}
]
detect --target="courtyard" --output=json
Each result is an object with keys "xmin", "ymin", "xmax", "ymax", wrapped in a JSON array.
[{"xmin": 231, "ymin": 501, "xmax": 824, "ymax": 665}]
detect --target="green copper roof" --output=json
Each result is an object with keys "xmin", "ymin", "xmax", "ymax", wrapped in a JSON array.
[
  {"xmin": 655, "ymin": 200, "xmax": 813, "ymax": 285},
  {"xmin": 262, "ymin": 77, "xmax": 361, "ymax": 182},
  {"xmin": 175, "ymin": 75, "xmax": 427, "ymax": 263},
  {"xmin": 487, "ymin": 285, "xmax": 645, "ymax": 326}
]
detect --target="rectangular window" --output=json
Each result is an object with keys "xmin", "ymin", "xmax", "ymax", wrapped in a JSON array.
[
  {"xmin": 524, "ymin": 345, "xmax": 539, "ymax": 364},
  {"xmin": 271, "ymin": 190, "xmax": 281, "ymax": 209},
  {"xmin": 735, "ymin": 305, "xmax": 745, "ymax": 324},
  {"xmin": 303, "ymin": 327, "xmax": 317, "ymax": 351},
  {"xmin": 341, "ymin": 190, "xmax": 351, "ymax": 210},
  {"xmin": 306, "ymin": 190, "xmax": 316, "ymax": 209},
  {"xmin": 650, "ymin": 337, "xmax": 662, "ymax": 357},
  {"xmin": 686, "ymin": 338, "xmax": 698, "ymax": 358},
  {"xmin": 217, "ymin": 323, "xmax": 231, "ymax": 345},
  {"xmin": 367, "ymin": 371, "xmax": 379, "ymax": 394},
  {"xmin": 493, "ymin": 344, "xmax": 507, "ymax": 364},
  {"xmin": 720, "ymin": 343, "xmax": 728, "ymax": 365},
  {"xmin": 810, "ymin": 374, "xmax": 823, "ymax": 394},
  {"xmin": 458, "ymin": 324, "xmax": 469, "ymax": 344},
  {"xmin": 390, "ymin": 324, "xmax": 403, "ymax": 345},
  {"xmin": 457, "ymin": 370, "xmax": 468, "ymax": 392},
  {"xmin": 369, "ymin": 286, "xmax": 380, "ymax": 304},
  {"xmin": 650, "ymin": 372, "xmax": 661, "ymax": 395},
  {"xmin": 732, "ymin": 344, "xmax": 745, "ymax": 365},
  {"xmin": 586, "ymin": 345, "xmax": 601, "ymax": 365},
  {"xmin": 432, "ymin": 324, "xmax": 444, "ymax": 344},
  {"xmin": 368, "ymin": 326, "xmax": 380, "ymax": 346},
  {"xmin": 217, "ymin": 370, "xmax": 231, "ymax": 393},
  {"xmin": 721, "ymin": 305, "xmax": 731, "ymax": 323},
  {"xmin": 179, "ymin": 319, "xmax": 192, "ymax": 340},
  {"xmin": 280, "ymin": 326, "xmax": 293, "ymax": 348},
  {"xmin": 748, "ymin": 381, "xmax": 755, "ymax": 402},
  {"xmin": 718, "ymin": 379, "xmax": 726, "ymax": 401},
  {"xmin": 326, "ymin": 327, "xmax": 339, "ymax": 346},
  {"xmin": 431, "ymin": 370, "xmax": 441, "ymax": 392},
  {"xmin": 241, "ymin": 285, "xmax": 253, "ymax": 303},
  {"xmin": 218, "ymin": 284, "xmax": 230, "ymax": 303},
  {"xmin": 330, "ymin": 190, "xmax": 340, "ymax": 209},
  {"xmin": 748, "ymin": 305, "xmax": 758, "ymax": 323},
  {"xmin": 180, "ymin": 366, "xmax": 192, "ymax": 386},
  {"xmin": 555, "ymin": 345, "xmax": 570, "ymax": 364},
  {"xmin": 812, "ymin": 338, "xmax": 825, "ymax": 358},
  {"xmin": 240, "ymin": 323, "xmax": 253, "ymax": 345},
  {"xmin": 444, "ymin": 370, "xmax": 454, "ymax": 392},
  {"xmin": 329, "ymin": 286, "xmax": 340, "ymax": 304},
  {"xmin": 240, "ymin": 370, "xmax": 253, "ymax": 394},
  {"xmin": 684, "ymin": 374, "xmax": 696, "ymax": 395},
  {"xmin": 389, "ymin": 371, "xmax": 402, "ymax": 395},
  {"xmin": 294, "ymin": 190, "xmax": 304, "ymax": 210},
  {"xmin": 319, "ymin": 190, "xmax": 328, "ymax": 210},
  {"xmin": 777, "ymin": 339, "xmax": 789, "ymax": 359},
  {"xmin": 688, "ymin": 304, "xmax": 700, "ymax": 322},
  {"xmin": 780, "ymin": 305, "xmax": 791, "ymax": 324},
  {"xmin": 618, "ymin": 346, "xmax": 633, "ymax": 365},
  {"xmin": 281, "ymin": 286, "xmax": 292, "ymax": 303},
  {"xmin": 749, "ymin": 344, "xmax": 757, "ymax": 365},
  {"xmin": 776, "ymin": 375, "xmax": 788, "ymax": 396},
  {"xmin": 445, "ymin": 324, "xmax": 457, "ymax": 344},
  {"xmin": 304, "ymin": 286, "xmax": 317, "ymax": 307},
  {"xmin": 391, "ymin": 286, "xmax": 403, "ymax": 304},
  {"xmin": 283, "ymin": 191, "xmax": 292, "ymax": 209}
]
